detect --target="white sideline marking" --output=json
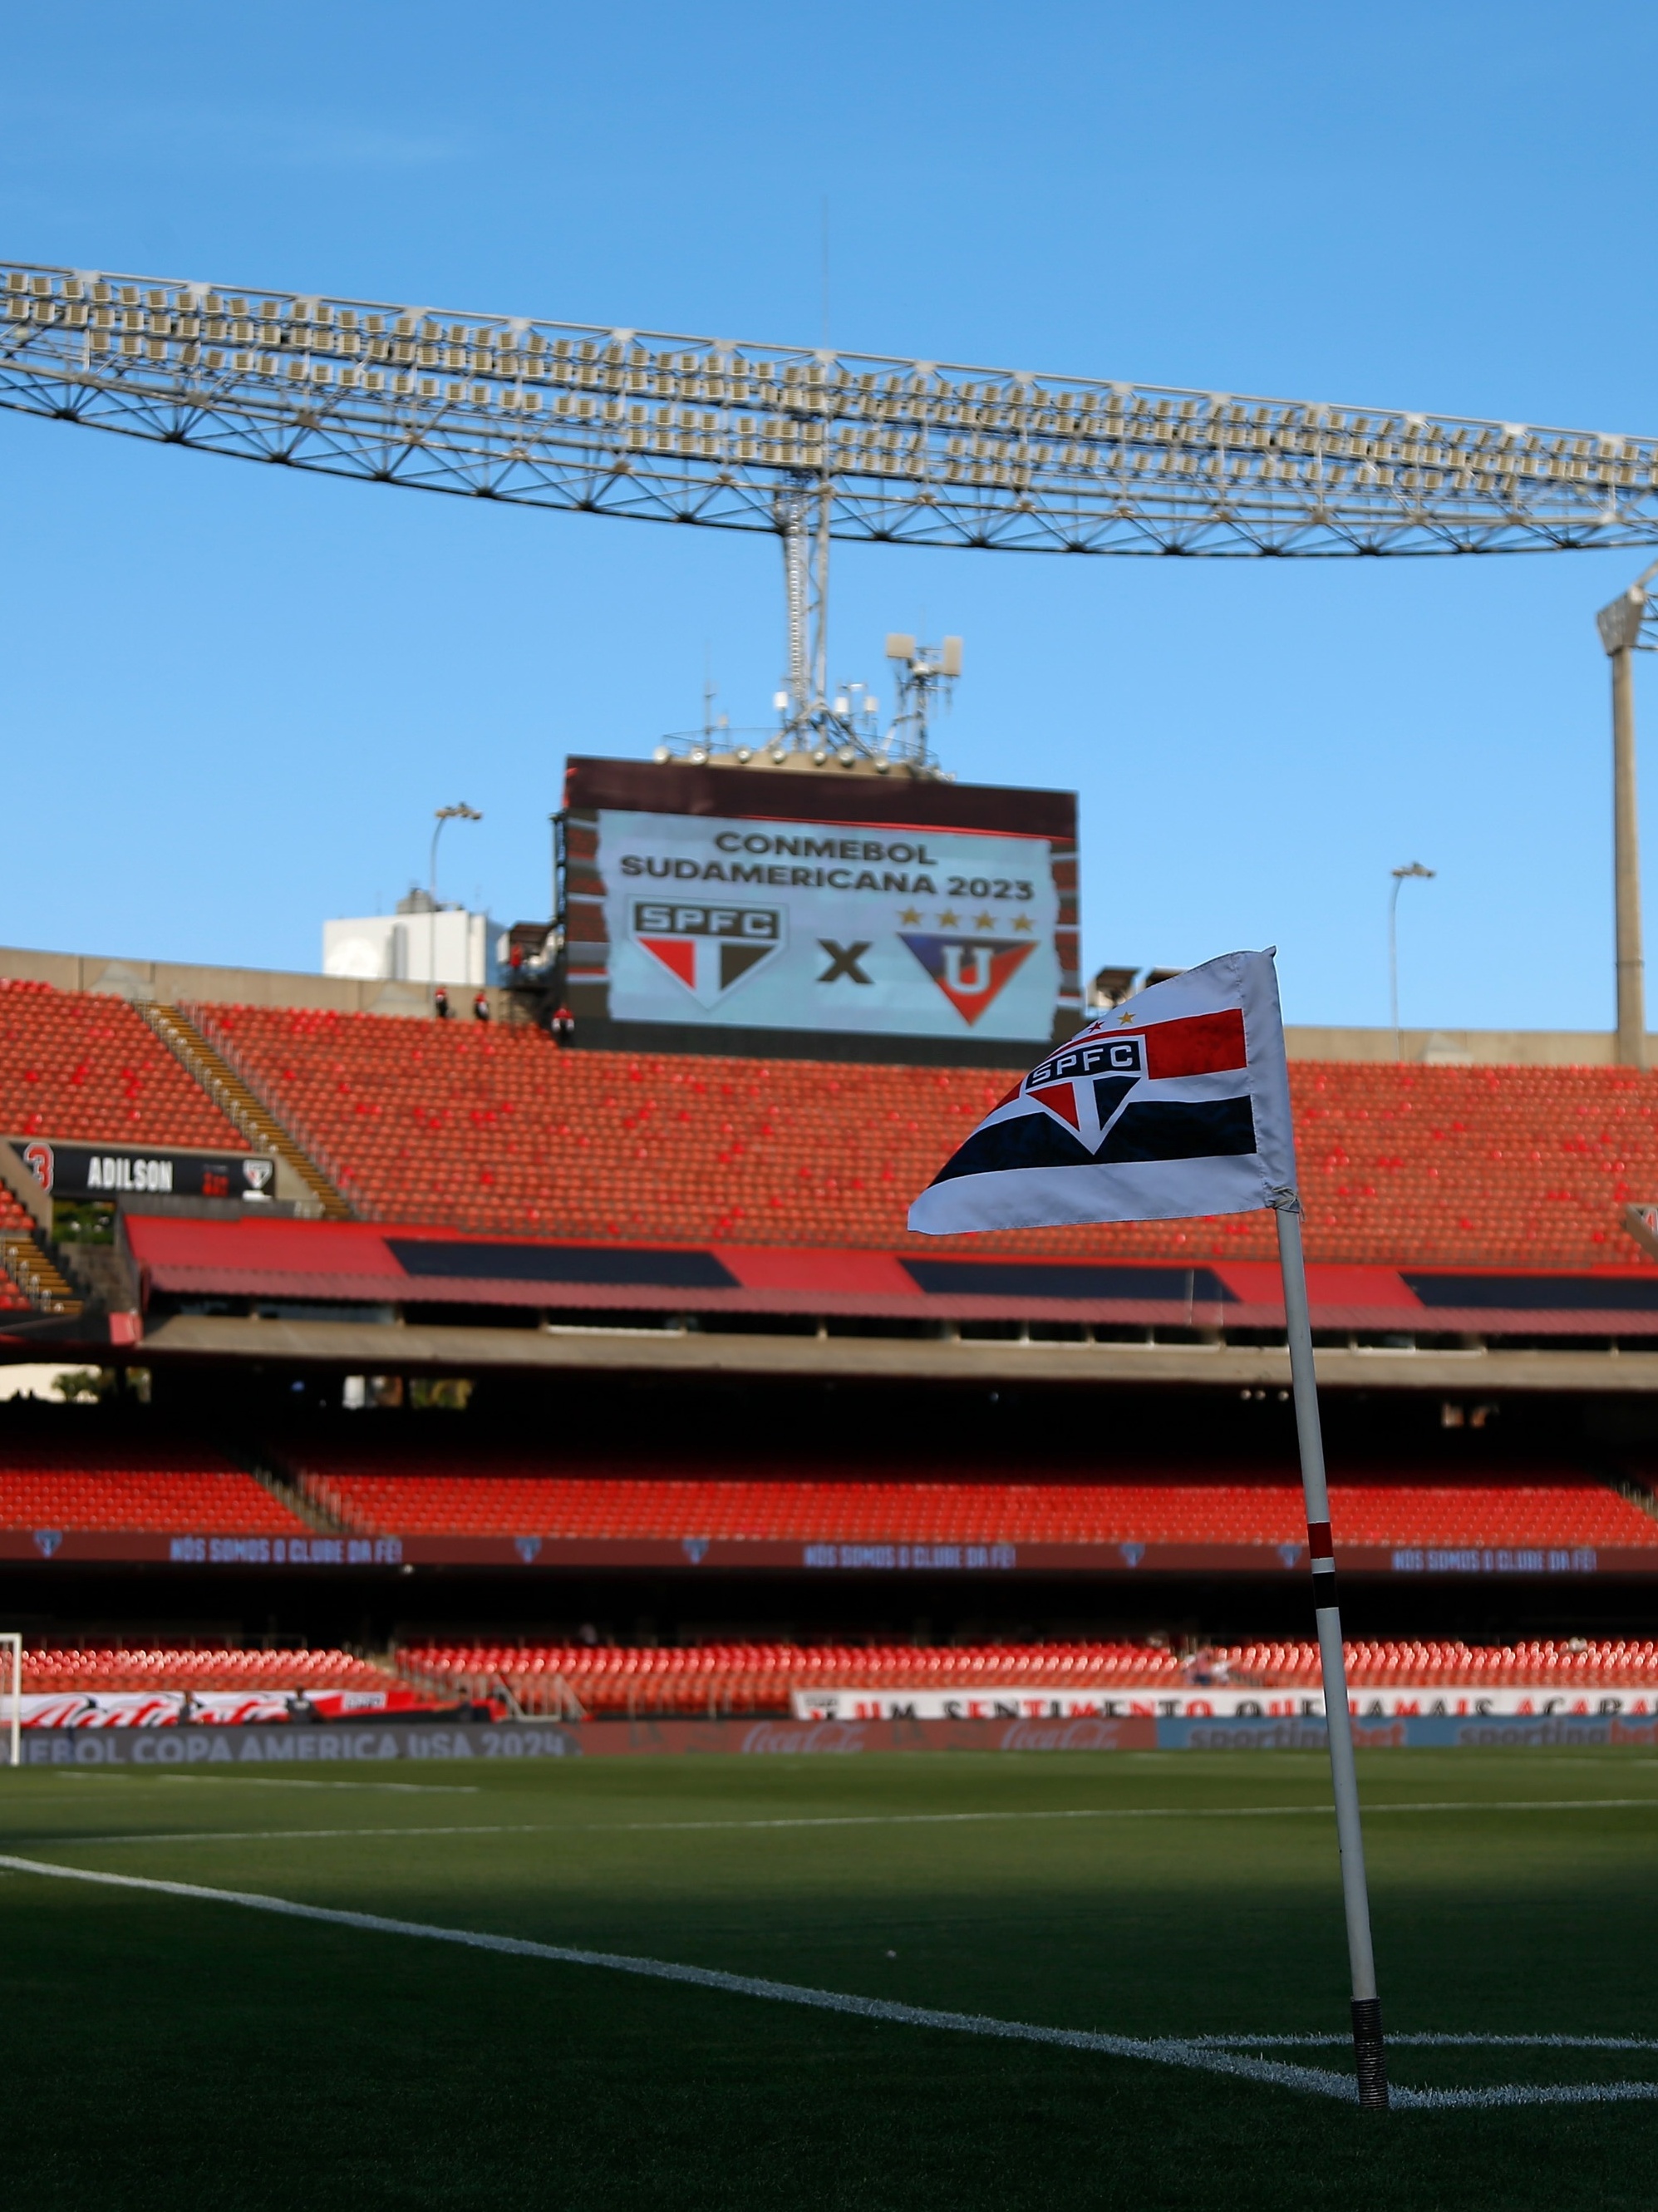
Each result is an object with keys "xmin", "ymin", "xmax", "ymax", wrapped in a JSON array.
[
  {"xmin": 1200, "ymin": 2033, "xmax": 1658, "ymax": 2051},
  {"xmin": 154, "ymin": 1776, "xmax": 480, "ymax": 1796},
  {"xmin": 32, "ymin": 1794, "xmax": 1658, "ymax": 1849},
  {"xmin": 44, "ymin": 1825, "xmax": 544, "ymax": 1845},
  {"xmin": 2, "ymin": 1851, "xmax": 1655, "ymax": 2111},
  {"xmin": 603, "ymin": 1796, "xmax": 1658, "ymax": 1832},
  {"xmin": 35, "ymin": 1773, "xmax": 478, "ymax": 1796}
]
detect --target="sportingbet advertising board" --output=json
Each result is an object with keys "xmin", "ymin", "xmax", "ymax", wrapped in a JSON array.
[{"xmin": 561, "ymin": 757, "xmax": 1080, "ymax": 1067}]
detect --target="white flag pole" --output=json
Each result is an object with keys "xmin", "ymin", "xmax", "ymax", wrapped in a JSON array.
[{"xmin": 1272, "ymin": 1190, "xmax": 1389, "ymax": 2112}]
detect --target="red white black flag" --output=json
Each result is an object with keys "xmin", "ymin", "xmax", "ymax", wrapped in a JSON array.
[{"xmin": 908, "ymin": 948, "xmax": 1296, "ymax": 1234}]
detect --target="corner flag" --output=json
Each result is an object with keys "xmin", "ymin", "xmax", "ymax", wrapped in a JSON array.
[
  {"xmin": 907, "ymin": 946, "xmax": 1390, "ymax": 2113},
  {"xmin": 908, "ymin": 948, "xmax": 1295, "ymax": 1236}
]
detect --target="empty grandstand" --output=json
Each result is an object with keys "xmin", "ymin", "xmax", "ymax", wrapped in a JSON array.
[
  {"xmin": 397, "ymin": 1637, "xmax": 1658, "ymax": 1719},
  {"xmin": 7, "ymin": 1632, "xmax": 1657, "ymax": 1728},
  {"xmin": 7, "ymin": 944, "xmax": 1658, "ymax": 1728},
  {"xmin": 19, "ymin": 1644, "xmax": 392, "ymax": 1691},
  {"xmin": 0, "ymin": 1178, "xmax": 37, "ymax": 1314},
  {"xmin": 291, "ymin": 1454, "xmax": 1658, "ymax": 1552},
  {"xmin": 184, "ymin": 998, "xmax": 1658, "ymax": 1268},
  {"xmin": 0, "ymin": 1431, "xmax": 308, "ymax": 1535},
  {"xmin": 0, "ymin": 979, "xmax": 244, "ymax": 1150}
]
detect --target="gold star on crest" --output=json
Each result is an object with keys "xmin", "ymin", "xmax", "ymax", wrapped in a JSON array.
[
  {"xmin": 898, "ymin": 906, "xmax": 921, "ymax": 925},
  {"xmin": 974, "ymin": 911, "xmax": 996, "ymax": 931},
  {"xmin": 938, "ymin": 909, "xmax": 959, "ymax": 929},
  {"xmin": 1011, "ymin": 915, "xmax": 1034, "ymax": 933}
]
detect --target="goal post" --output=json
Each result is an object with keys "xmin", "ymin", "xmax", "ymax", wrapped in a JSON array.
[{"xmin": 1, "ymin": 1633, "xmax": 19, "ymax": 1767}]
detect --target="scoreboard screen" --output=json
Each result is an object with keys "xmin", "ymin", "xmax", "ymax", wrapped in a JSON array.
[{"xmin": 560, "ymin": 758, "xmax": 1080, "ymax": 1067}]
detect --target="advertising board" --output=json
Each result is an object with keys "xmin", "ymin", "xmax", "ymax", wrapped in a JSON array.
[
  {"xmin": 561, "ymin": 756, "xmax": 1080, "ymax": 1067},
  {"xmin": 792, "ymin": 1687, "xmax": 1658, "ymax": 1722},
  {"xmin": 7, "ymin": 1714, "xmax": 1650, "ymax": 1758},
  {"xmin": 9, "ymin": 1139, "xmax": 277, "ymax": 1205}
]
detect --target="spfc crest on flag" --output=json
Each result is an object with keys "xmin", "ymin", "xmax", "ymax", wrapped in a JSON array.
[
  {"xmin": 631, "ymin": 900, "xmax": 786, "ymax": 1008},
  {"xmin": 898, "ymin": 933, "xmax": 1036, "ymax": 1025},
  {"xmin": 1017, "ymin": 1014, "xmax": 1251, "ymax": 1155},
  {"xmin": 908, "ymin": 949, "xmax": 1296, "ymax": 1234}
]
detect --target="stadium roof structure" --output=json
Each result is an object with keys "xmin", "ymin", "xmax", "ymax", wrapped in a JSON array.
[
  {"xmin": 12, "ymin": 1209, "xmax": 1658, "ymax": 1398},
  {"xmin": 2, "ymin": 259, "xmax": 1657, "ymax": 560}
]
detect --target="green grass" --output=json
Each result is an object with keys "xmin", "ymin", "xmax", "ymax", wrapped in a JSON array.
[{"xmin": 3, "ymin": 1748, "xmax": 1657, "ymax": 2209}]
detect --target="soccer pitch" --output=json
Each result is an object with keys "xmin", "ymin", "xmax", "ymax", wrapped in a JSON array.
[{"xmin": 3, "ymin": 1750, "xmax": 1656, "ymax": 2210}]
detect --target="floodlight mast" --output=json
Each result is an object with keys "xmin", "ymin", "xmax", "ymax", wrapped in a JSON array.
[
  {"xmin": 1597, "ymin": 562, "xmax": 1658, "ymax": 1067},
  {"xmin": 6, "ymin": 268, "xmax": 1658, "ymax": 530},
  {"xmin": 765, "ymin": 474, "xmax": 953, "ymax": 773},
  {"xmin": 4, "ymin": 259, "xmax": 1658, "ymax": 771}
]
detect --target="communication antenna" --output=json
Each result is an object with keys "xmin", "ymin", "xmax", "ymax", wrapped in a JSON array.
[
  {"xmin": 653, "ymin": 617, "xmax": 962, "ymax": 776},
  {"xmin": 885, "ymin": 632, "xmax": 962, "ymax": 763}
]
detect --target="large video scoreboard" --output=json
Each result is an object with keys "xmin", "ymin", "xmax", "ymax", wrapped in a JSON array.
[{"xmin": 559, "ymin": 757, "xmax": 1080, "ymax": 1067}]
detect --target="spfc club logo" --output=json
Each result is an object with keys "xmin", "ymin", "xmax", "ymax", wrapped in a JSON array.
[
  {"xmin": 898, "ymin": 934, "xmax": 1036, "ymax": 1025},
  {"xmin": 1020, "ymin": 1032, "xmax": 1149, "ymax": 1151},
  {"xmin": 632, "ymin": 900, "xmax": 786, "ymax": 1008}
]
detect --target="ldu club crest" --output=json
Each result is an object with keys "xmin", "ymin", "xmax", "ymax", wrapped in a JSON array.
[{"xmin": 898, "ymin": 933, "xmax": 1036, "ymax": 1024}]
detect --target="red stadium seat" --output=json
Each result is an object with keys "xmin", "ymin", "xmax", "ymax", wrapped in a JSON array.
[
  {"xmin": 26, "ymin": 1633, "xmax": 1658, "ymax": 1717},
  {"xmin": 285, "ymin": 1438, "xmax": 1658, "ymax": 1549},
  {"xmin": 394, "ymin": 1636, "xmax": 1658, "ymax": 1717},
  {"xmin": 0, "ymin": 1436, "xmax": 310, "ymax": 1535},
  {"xmin": 19, "ymin": 1646, "xmax": 397, "ymax": 1692},
  {"xmin": 0, "ymin": 1185, "xmax": 36, "ymax": 1235},
  {"xmin": 187, "ymin": 1000, "xmax": 1658, "ymax": 1268},
  {"xmin": 0, "ymin": 1185, "xmax": 35, "ymax": 1312},
  {"xmin": 0, "ymin": 981, "xmax": 244, "ymax": 1149}
]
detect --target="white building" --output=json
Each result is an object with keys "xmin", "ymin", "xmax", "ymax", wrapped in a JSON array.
[{"xmin": 323, "ymin": 893, "xmax": 500, "ymax": 988}]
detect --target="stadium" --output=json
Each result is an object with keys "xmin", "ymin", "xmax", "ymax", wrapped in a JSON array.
[
  {"xmin": 7, "ymin": 744, "xmax": 1658, "ymax": 1730},
  {"xmin": 7, "ymin": 227, "xmax": 1658, "ymax": 2206}
]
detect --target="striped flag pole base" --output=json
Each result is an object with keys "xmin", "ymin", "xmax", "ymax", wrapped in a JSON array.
[
  {"xmin": 1275, "ymin": 1194, "xmax": 1390, "ymax": 2115},
  {"xmin": 1352, "ymin": 1999, "xmax": 1390, "ymax": 2112}
]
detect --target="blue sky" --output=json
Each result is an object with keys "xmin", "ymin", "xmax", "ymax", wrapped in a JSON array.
[{"xmin": 3, "ymin": 1, "xmax": 1656, "ymax": 1032}]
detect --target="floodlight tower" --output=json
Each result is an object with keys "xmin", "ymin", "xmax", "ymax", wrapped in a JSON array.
[
  {"xmin": 428, "ymin": 801, "xmax": 481, "ymax": 1001},
  {"xmin": 9, "ymin": 259, "xmax": 1658, "ymax": 915},
  {"xmin": 775, "ymin": 472, "xmax": 830, "ymax": 741},
  {"xmin": 765, "ymin": 471, "xmax": 956, "ymax": 774},
  {"xmin": 13, "ymin": 258, "xmax": 1658, "ymax": 771},
  {"xmin": 1597, "ymin": 563, "xmax": 1658, "ymax": 1067}
]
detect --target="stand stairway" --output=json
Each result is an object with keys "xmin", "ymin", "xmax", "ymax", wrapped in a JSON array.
[{"xmin": 137, "ymin": 1003, "xmax": 354, "ymax": 1220}]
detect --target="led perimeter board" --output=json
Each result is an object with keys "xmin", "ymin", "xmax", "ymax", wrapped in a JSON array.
[{"xmin": 559, "ymin": 758, "xmax": 1080, "ymax": 1067}]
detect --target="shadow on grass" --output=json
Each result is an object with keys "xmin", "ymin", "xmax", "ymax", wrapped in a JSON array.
[{"xmin": 3, "ymin": 1853, "xmax": 1656, "ymax": 2212}]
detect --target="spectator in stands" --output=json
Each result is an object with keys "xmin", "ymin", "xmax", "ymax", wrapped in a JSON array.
[
  {"xmin": 433, "ymin": 987, "xmax": 450, "ymax": 1020},
  {"xmin": 473, "ymin": 992, "xmax": 490, "ymax": 1022},
  {"xmin": 550, "ymin": 1005, "xmax": 575, "ymax": 1047}
]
